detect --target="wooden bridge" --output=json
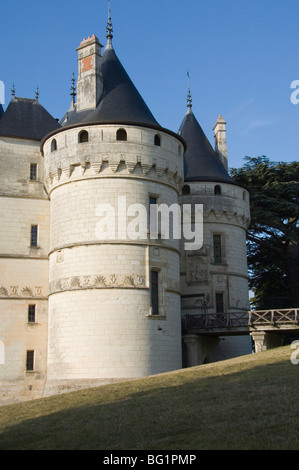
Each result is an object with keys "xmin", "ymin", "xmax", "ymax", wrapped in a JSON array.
[
  {"xmin": 182, "ymin": 308, "xmax": 299, "ymax": 333},
  {"xmin": 182, "ymin": 309, "xmax": 299, "ymax": 352}
]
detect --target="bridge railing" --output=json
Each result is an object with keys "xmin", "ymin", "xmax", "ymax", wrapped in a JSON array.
[
  {"xmin": 248, "ymin": 309, "xmax": 299, "ymax": 325},
  {"xmin": 182, "ymin": 309, "xmax": 299, "ymax": 331},
  {"xmin": 182, "ymin": 311, "xmax": 249, "ymax": 330}
]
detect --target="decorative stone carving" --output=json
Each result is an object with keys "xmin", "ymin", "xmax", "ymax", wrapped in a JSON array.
[
  {"xmin": 49, "ymin": 273, "xmax": 147, "ymax": 294},
  {"xmin": 0, "ymin": 285, "xmax": 44, "ymax": 298},
  {"xmin": 21, "ymin": 287, "xmax": 33, "ymax": 297},
  {"xmin": 186, "ymin": 254, "xmax": 209, "ymax": 285},
  {"xmin": 0, "ymin": 287, "xmax": 8, "ymax": 296}
]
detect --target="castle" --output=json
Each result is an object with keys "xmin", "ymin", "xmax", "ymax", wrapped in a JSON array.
[{"xmin": 0, "ymin": 10, "xmax": 251, "ymax": 404}]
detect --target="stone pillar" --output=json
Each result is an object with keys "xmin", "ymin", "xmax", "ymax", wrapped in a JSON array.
[
  {"xmin": 251, "ymin": 331, "xmax": 285, "ymax": 352},
  {"xmin": 183, "ymin": 335, "xmax": 199, "ymax": 367}
]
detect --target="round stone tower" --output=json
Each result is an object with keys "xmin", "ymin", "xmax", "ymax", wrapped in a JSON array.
[
  {"xmin": 42, "ymin": 16, "xmax": 184, "ymax": 393},
  {"xmin": 178, "ymin": 91, "xmax": 251, "ymax": 366}
]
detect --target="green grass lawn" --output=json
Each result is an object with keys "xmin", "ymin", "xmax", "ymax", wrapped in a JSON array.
[{"xmin": 0, "ymin": 345, "xmax": 298, "ymax": 450}]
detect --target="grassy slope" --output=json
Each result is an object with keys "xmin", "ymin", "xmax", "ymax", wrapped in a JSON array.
[{"xmin": 0, "ymin": 345, "xmax": 298, "ymax": 450}]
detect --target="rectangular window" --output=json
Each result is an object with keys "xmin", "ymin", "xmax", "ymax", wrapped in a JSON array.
[
  {"xmin": 151, "ymin": 270, "xmax": 159, "ymax": 316},
  {"xmin": 216, "ymin": 293, "xmax": 224, "ymax": 314},
  {"xmin": 30, "ymin": 163, "xmax": 37, "ymax": 181},
  {"xmin": 28, "ymin": 305, "xmax": 36, "ymax": 323},
  {"xmin": 30, "ymin": 225, "xmax": 38, "ymax": 247},
  {"xmin": 213, "ymin": 234, "xmax": 222, "ymax": 263},
  {"xmin": 26, "ymin": 350, "xmax": 34, "ymax": 371}
]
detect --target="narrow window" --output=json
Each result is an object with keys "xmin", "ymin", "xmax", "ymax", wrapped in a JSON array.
[
  {"xmin": 154, "ymin": 134, "xmax": 161, "ymax": 146},
  {"xmin": 149, "ymin": 196, "xmax": 158, "ymax": 236},
  {"xmin": 149, "ymin": 196, "xmax": 158, "ymax": 206},
  {"xmin": 116, "ymin": 128, "xmax": 127, "ymax": 141},
  {"xmin": 79, "ymin": 130, "xmax": 89, "ymax": 143},
  {"xmin": 214, "ymin": 185, "xmax": 221, "ymax": 195},
  {"xmin": 51, "ymin": 139, "xmax": 57, "ymax": 152},
  {"xmin": 151, "ymin": 270, "xmax": 159, "ymax": 316},
  {"xmin": 216, "ymin": 293, "xmax": 224, "ymax": 314},
  {"xmin": 28, "ymin": 305, "xmax": 36, "ymax": 323},
  {"xmin": 182, "ymin": 185, "xmax": 190, "ymax": 195},
  {"xmin": 213, "ymin": 234, "xmax": 222, "ymax": 263},
  {"xmin": 26, "ymin": 350, "xmax": 34, "ymax": 371},
  {"xmin": 30, "ymin": 163, "xmax": 37, "ymax": 181},
  {"xmin": 30, "ymin": 225, "xmax": 38, "ymax": 247}
]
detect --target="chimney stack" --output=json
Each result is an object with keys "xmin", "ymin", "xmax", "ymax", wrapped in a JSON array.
[
  {"xmin": 76, "ymin": 35, "xmax": 103, "ymax": 111},
  {"xmin": 213, "ymin": 115, "xmax": 228, "ymax": 170}
]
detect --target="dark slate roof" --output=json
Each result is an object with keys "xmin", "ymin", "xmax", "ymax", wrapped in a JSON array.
[
  {"xmin": 0, "ymin": 104, "xmax": 4, "ymax": 120},
  {"xmin": 83, "ymin": 44, "xmax": 160, "ymax": 127},
  {"xmin": 178, "ymin": 108, "xmax": 235, "ymax": 184},
  {"xmin": 61, "ymin": 41, "xmax": 160, "ymax": 129},
  {"xmin": 0, "ymin": 97, "xmax": 61, "ymax": 141}
]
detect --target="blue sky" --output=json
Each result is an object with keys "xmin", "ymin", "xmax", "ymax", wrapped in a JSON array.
[{"xmin": 1, "ymin": 0, "xmax": 298, "ymax": 169}]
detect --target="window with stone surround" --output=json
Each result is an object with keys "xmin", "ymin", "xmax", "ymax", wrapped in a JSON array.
[
  {"xmin": 79, "ymin": 130, "xmax": 89, "ymax": 143},
  {"xmin": 154, "ymin": 134, "xmax": 161, "ymax": 146},
  {"xmin": 116, "ymin": 128, "xmax": 127, "ymax": 141},
  {"xmin": 182, "ymin": 185, "xmax": 190, "ymax": 195},
  {"xmin": 150, "ymin": 270, "xmax": 159, "ymax": 316},
  {"xmin": 216, "ymin": 293, "xmax": 224, "ymax": 314},
  {"xmin": 26, "ymin": 350, "xmax": 34, "ymax": 371},
  {"xmin": 213, "ymin": 234, "xmax": 222, "ymax": 263},
  {"xmin": 30, "ymin": 225, "xmax": 38, "ymax": 247},
  {"xmin": 214, "ymin": 184, "xmax": 221, "ymax": 195},
  {"xmin": 51, "ymin": 139, "xmax": 57, "ymax": 152},
  {"xmin": 30, "ymin": 163, "xmax": 37, "ymax": 181},
  {"xmin": 28, "ymin": 305, "xmax": 36, "ymax": 323}
]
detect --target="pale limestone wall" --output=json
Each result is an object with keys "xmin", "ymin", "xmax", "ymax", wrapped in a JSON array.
[
  {"xmin": 43, "ymin": 124, "xmax": 184, "ymax": 390},
  {"xmin": 0, "ymin": 136, "xmax": 49, "ymax": 404},
  {"xmin": 180, "ymin": 181, "xmax": 250, "ymax": 315},
  {"xmin": 0, "ymin": 137, "xmax": 47, "ymax": 199}
]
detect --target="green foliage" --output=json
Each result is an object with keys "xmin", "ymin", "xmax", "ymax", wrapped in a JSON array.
[{"xmin": 230, "ymin": 156, "xmax": 299, "ymax": 309}]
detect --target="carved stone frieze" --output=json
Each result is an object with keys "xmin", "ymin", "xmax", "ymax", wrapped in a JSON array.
[
  {"xmin": 0, "ymin": 285, "xmax": 44, "ymax": 298},
  {"xmin": 49, "ymin": 273, "xmax": 146, "ymax": 294}
]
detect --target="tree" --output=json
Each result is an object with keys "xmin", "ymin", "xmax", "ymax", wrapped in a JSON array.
[{"xmin": 230, "ymin": 156, "xmax": 299, "ymax": 309}]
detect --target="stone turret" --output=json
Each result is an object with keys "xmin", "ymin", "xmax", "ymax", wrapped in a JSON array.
[
  {"xmin": 178, "ymin": 95, "xmax": 251, "ymax": 366},
  {"xmin": 42, "ymin": 13, "xmax": 184, "ymax": 395}
]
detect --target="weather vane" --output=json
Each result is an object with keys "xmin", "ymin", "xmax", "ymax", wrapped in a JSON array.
[{"xmin": 187, "ymin": 70, "xmax": 192, "ymax": 109}]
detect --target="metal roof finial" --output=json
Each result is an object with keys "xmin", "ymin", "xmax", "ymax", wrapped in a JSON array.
[
  {"xmin": 11, "ymin": 83, "xmax": 15, "ymax": 98},
  {"xmin": 35, "ymin": 86, "xmax": 39, "ymax": 100},
  {"xmin": 106, "ymin": 0, "xmax": 113, "ymax": 45},
  {"xmin": 187, "ymin": 71, "xmax": 192, "ymax": 111},
  {"xmin": 70, "ymin": 72, "xmax": 76, "ymax": 104}
]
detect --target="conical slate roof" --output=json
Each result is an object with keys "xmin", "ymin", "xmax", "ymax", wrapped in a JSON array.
[
  {"xmin": 0, "ymin": 103, "xmax": 4, "ymax": 119},
  {"xmin": 0, "ymin": 97, "xmax": 61, "ymax": 141},
  {"xmin": 178, "ymin": 107, "xmax": 234, "ymax": 184},
  {"xmin": 82, "ymin": 43, "xmax": 160, "ymax": 128}
]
